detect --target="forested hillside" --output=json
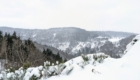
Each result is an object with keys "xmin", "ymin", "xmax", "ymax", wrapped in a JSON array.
[{"xmin": 0, "ymin": 31, "xmax": 65, "ymax": 70}]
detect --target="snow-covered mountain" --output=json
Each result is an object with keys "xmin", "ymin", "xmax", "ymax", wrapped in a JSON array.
[
  {"xmin": 0, "ymin": 27, "xmax": 137, "ymax": 58},
  {"xmin": 0, "ymin": 34, "xmax": 140, "ymax": 80}
]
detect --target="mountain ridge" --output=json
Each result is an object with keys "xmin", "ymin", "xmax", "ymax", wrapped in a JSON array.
[
  {"xmin": 0, "ymin": 27, "xmax": 137, "ymax": 58},
  {"xmin": 0, "ymin": 26, "xmax": 137, "ymax": 34}
]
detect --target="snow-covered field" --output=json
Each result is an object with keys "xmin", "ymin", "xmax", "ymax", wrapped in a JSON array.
[
  {"xmin": 0, "ymin": 35, "xmax": 140, "ymax": 80},
  {"xmin": 48, "ymin": 35, "xmax": 140, "ymax": 80}
]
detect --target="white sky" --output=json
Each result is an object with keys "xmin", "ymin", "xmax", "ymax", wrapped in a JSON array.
[{"xmin": 0, "ymin": 0, "xmax": 140, "ymax": 33}]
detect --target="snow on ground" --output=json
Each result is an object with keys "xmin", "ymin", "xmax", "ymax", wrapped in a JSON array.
[
  {"xmin": 53, "ymin": 33, "xmax": 56, "ymax": 39},
  {"xmin": 96, "ymin": 36, "xmax": 106, "ymax": 38},
  {"xmin": 47, "ymin": 35, "xmax": 140, "ymax": 80},
  {"xmin": 71, "ymin": 42, "xmax": 87, "ymax": 52},
  {"xmin": 108, "ymin": 37, "xmax": 123, "ymax": 42},
  {"xmin": 32, "ymin": 34, "xmax": 36, "ymax": 37},
  {"xmin": 71, "ymin": 42, "xmax": 95, "ymax": 54},
  {"xmin": 0, "ymin": 35, "xmax": 140, "ymax": 80},
  {"xmin": 71, "ymin": 41, "xmax": 105, "ymax": 54},
  {"xmin": 58, "ymin": 42, "xmax": 70, "ymax": 51}
]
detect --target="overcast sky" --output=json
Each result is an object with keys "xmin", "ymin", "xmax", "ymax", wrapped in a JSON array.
[{"xmin": 0, "ymin": 0, "xmax": 140, "ymax": 33}]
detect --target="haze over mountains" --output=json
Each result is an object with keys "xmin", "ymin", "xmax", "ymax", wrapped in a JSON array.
[{"xmin": 0, "ymin": 27, "xmax": 137, "ymax": 59}]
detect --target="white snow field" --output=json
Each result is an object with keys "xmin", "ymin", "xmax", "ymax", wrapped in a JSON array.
[
  {"xmin": 0, "ymin": 35, "xmax": 140, "ymax": 80},
  {"xmin": 47, "ymin": 35, "xmax": 140, "ymax": 80}
]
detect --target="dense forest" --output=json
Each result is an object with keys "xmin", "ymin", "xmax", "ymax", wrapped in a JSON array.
[{"xmin": 0, "ymin": 31, "xmax": 65, "ymax": 70}]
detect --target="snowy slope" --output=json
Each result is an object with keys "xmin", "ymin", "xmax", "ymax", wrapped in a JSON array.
[
  {"xmin": 47, "ymin": 35, "xmax": 140, "ymax": 80},
  {"xmin": 0, "ymin": 28, "xmax": 138, "ymax": 79},
  {"xmin": 0, "ymin": 35, "xmax": 139, "ymax": 80}
]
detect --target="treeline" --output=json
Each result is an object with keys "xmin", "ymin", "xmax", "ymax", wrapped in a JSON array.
[{"xmin": 0, "ymin": 31, "xmax": 65, "ymax": 70}]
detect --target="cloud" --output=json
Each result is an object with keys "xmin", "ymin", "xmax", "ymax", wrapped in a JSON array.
[{"xmin": 0, "ymin": 0, "xmax": 140, "ymax": 33}]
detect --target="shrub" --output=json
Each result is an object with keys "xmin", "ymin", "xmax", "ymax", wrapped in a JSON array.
[
  {"xmin": 98, "ymin": 55, "xmax": 108, "ymax": 63},
  {"xmin": 66, "ymin": 67, "xmax": 73, "ymax": 75},
  {"xmin": 23, "ymin": 61, "xmax": 31, "ymax": 70},
  {"xmin": 44, "ymin": 61, "xmax": 50, "ymax": 67},
  {"xmin": 9, "ymin": 67, "xmax": 15, "ymax": 72},
  {"xmin": 56, "ymin": 64, "xmax": 66, "ymax": 75},
  {"xmin": 80, "ymin": 64, "xmax": 85, "ymax": 69},
  {"xmin": 29, "ymin": 75, "xmax": 39, "ymax": 80},
  {"xmin": 42, "ymin": 69, "xmax": 48, "ymax": 79},
  {"xmin": 7, "ymin": 77, "xmax": 14, "ymax": 80},
  {"xmin": 93, "ymin": 55, "xmax": 98, "ymax": 61},
  {"xmin": 81, "ymin": 54, "xmax": 89, "ymax": 61},
  {"xmin": 93, "ymin": 54, "xmax": 108, "ymax": 64}
]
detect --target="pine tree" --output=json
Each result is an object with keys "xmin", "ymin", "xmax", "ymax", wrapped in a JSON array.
[
  {"xmin": 12, "ymin": 31, "xmax": 17, "ymax": 39},
  {"xmin": 4, "ymin": 32, "xmax": 8, "ymax": 37},
  {"xmin": 0, "ymin": 31, "xmax": 3, "ymax": 39}
]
